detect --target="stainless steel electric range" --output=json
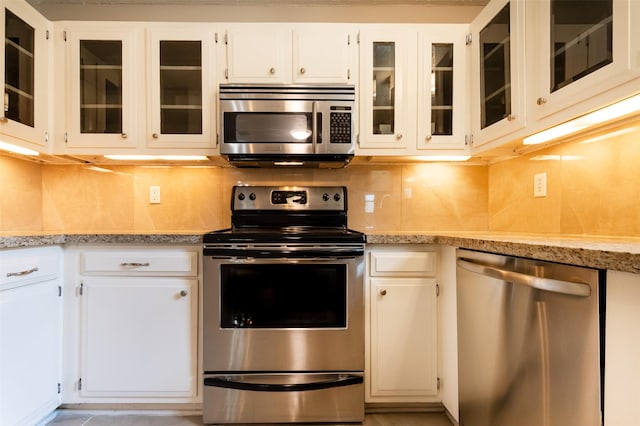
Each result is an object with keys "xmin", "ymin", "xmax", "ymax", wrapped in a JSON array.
[{"xmin": 202, "ymin": 185, "xmax": 366, "ymax": 424}]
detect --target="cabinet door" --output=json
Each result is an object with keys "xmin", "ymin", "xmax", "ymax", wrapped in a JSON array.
[
  {"xmin": 147, "ymin": 28, "xmax": 214, "ymax": 148},
  {"xmin": 224, "ymin": 26, "xmax": 290, "ymax": 83},
  {"xmin": 1, "ymin": 0, "xmax": 50, "ymax": 147},
  {"xmin": 65, "ymin": 27, "xmax": 138, "ymax": 148},
  {"xmin": 0, "ymin": 279, "xmax": 61, "ymax": 425},
  {"xmin": 369, "ymin": 277, "xmax": 438, "ymax": 400},
  {"xmin": 531, "ymin": 0, "xmax": 639, "ymax": 121},
  {"xmin": 80, "ymin": 277, "xmax": 197, "ymax": 397},
  {"xmin": 359, "ymin": 28, "xmax": 416, "ymax": 151},
  {"xmin": 470, "ymin": 0, "xmax": 525, "ymax": 148},
  {"xmin": 417, "ymin": 25, "xmax": 469, "ymax": 152},
  {"xmin": 293, "ymin": 27, "xmax": 354, "ymax": 83}
]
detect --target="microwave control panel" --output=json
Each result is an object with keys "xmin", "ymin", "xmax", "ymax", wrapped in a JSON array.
[{"xmin": 329, "ymin": 107, "xmax": 352, "ymax": 144}]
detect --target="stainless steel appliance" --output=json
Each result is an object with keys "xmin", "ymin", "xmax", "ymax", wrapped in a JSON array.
[
  {"xmin": 202, "ymin": 186, "xmax": 366, "ymax": 424},
  {"xmin": 456, "ymin": 249, "xmax": 605, "ymax": 426},
  {"xmin": 219, "ymin": 85, "xmax": 355, "ymax": 168}
]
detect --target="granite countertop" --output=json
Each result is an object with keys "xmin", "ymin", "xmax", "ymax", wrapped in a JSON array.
[{"xmin": 2, "ymin": 232, "xmax": 640, "ymax": 274}]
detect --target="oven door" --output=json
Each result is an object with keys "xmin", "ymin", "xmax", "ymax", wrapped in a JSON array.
[{"xmin": 203, "ymin": 255, "xmax": 364, "ymax": 373}]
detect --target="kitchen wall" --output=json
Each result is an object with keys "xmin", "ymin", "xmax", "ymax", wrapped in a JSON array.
[{"xmin": 1, "ymin": 117, "xmax": 639, "ymax": 237}]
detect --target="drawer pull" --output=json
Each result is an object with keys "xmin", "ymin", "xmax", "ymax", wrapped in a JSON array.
[
  {"xmin": 7, "ymin": 267, "xmax": 39, "ymax": 277},
  {"xmin": 120, "ymin": 262, "xmax": 150, "ymax": 267},
  {"xmin": 379, "ymin": 289, "xmax": 387, "ymax": 296}
]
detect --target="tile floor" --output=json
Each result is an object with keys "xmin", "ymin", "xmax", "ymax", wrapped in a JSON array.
[{"xmin": 45, "ymin": 411, "xmax": 454, "ymax": 426}]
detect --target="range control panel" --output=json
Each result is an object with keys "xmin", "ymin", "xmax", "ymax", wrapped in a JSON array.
[{"xmin": 232, "ymin": 186, "xmax": 346, "ymax": 211}]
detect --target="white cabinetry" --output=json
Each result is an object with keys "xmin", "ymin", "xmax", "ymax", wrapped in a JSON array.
[
  {"xmin": 0, "ymin": 246, "xmax": 62, "ymax": 426},
  {"xmin": 63, "ymin": 25, "xmax": 140, "ymax": 149},
  {"xmin": 358, "ymin": 25, "xmax": 469, "ymax": 155},
  {"xmin": 469, "ymin": 0, "xmax": 526, "ymax": 149},
  {"xmin": 604, "ymin": 270, "xmax": 640, "ymax": 426},
  {"xmin": 529, "ymin": 0, "xmax": 640, "ymax": 123},
  {"xmin": 1, "ymin": 0, "xmax": 51, "ymax": 150},
  {"xmin": 366, "ymin": 246, "xmax": 439, "ymax": 403},
  {"xmin": 65, "ymin": 245, "xmax": 199, "ymax": 403},
  {"xmin": 221, "ymin": 24, "xmax": 355, "ymax": 84},
  {"xmin": 146, "ymin": 25, "xmax": 216, "ymax": 149}
]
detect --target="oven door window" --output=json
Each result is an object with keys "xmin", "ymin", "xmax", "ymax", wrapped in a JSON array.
[
  {"xmin": 223, "ymin": 112, "xmax": 322, "ymax": 144},
  {"xmin": 220, "ymin": 263, "xmax": 346, "ymax": 328}
]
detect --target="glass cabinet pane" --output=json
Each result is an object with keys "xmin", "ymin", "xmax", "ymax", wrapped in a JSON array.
[
  {"xmin": 431, "ymin": 43, "xmax": 454, "ymax": 136},
  {"xmin": 4, "ymin": 10, "xmax": 35, "ymax": 127},
  {"xmin": 159, "ymin": 40, "xmax": 202, "ymax": 134},
  {"xmin": 80, "ymin": 40, "xmax": 122, "ymax": 133},
  {"xmin": 479, "ymin": 3, "xmax": 511, "ymax": 129},
  {"xmin": 550, "ymin": 0, "xmax": 612, "ymax": 92},
  {"xmin": 372, "ymin": 42, "xmax": 395, "ymax": 135}
]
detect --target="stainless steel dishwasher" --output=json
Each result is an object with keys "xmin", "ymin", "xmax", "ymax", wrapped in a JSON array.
[{"xmin": 456, "ymin": 249, "xmax": 605, "ymax": 426}]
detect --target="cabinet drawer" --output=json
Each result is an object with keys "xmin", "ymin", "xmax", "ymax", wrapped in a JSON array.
[
  {"xmin": 81, "ymin": 249, "xmax": 198, "ymax": 276},
  {"xmin": 369, "ymin": 251, "xmax": 436, "ymax": 277},
  {"xmin": 0, "ymin": 246, "xmax": 61, "ymax": 289}
]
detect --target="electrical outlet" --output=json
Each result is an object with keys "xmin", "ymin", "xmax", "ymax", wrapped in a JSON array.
[
  {"xmin": 534, "ymin": 173, "xmax": 547, "ymax": 198},
  {"xmin": 149, "ymin": 186, "xmax": 161, "ymax": 204}
]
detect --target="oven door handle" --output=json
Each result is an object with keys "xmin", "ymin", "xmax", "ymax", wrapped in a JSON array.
[{"xmin": 204, "ymin": 374, "xmax": 363, "ymax": 392}]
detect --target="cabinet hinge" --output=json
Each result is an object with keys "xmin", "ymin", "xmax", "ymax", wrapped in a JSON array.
[
  {"xmin": 58, "ymin": 285, "xmax": 62, "ymax": 297},
  {"xmin": 347, "ymin": 34, "xmax": 351, "ymax": 46},
  {"xmin": 224, "ymin": 68, "xmax": 229, "ymax": 79},
  {"xmin": 465, "ymin": 134, "xmax": 473, "ymax": 146},
  {"xmin": 64, "ymin": 132, "xmax": 68, "ymax": 143},
  {"xmin": 437, "ymin": 377, "xmax": 441, "ymax": 390},
  {"xmin": 436, "ymin": 284, "xmax": 440, "ymax": 297},
  {"xmin": 357, "ymin": 32, "xmax": 360, "ymax": 44},
  {"xmin": 58, "ymin": 383, "xmax": 61, "ymax": 394},
  {"xmin": 347, "ymin": 69, "xmax": 351, "ymax": 80},
  {"xmin": 78, "ymin": 378, "xmax": 82, "ymax": 391},
  {"xmin": 79, "ymin": 282, "xmax": 84, "ymax": 296},
  {"xmin": 356, "ymin": 134, "xmax": 360, "ymax": 146},
  {"xmin": 214, "ymin": 32, "xmax": 218, "ymax": 43},
  {"xmin": 44, "ymin": 132, "xmax": 49, "ymax": 143},
  {"xmin": 63, "ymin": 31, "xmax": 67, "ymax": 42},
  {"xmin": 216, "ymin": 133, "xmax": 219, "ymax": 147},
  {"xmin": 224, "ymin": 31, "xmax": 228, "ymax": 45},
  {"xmin": 46, "ymin": 30, "xmax": 50, "ymax": 40},
  {"xmin": 465, "ymin": 33, "xmax": 472, "ymax": 45}
]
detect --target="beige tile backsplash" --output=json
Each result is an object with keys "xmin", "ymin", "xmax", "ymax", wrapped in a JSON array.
[{"xmin": 2, "ymin": 117, "xmax": 639, "ymax": 237}]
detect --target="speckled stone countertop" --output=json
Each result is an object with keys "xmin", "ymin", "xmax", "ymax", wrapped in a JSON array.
[{"xmin": 3, "ymin": 232, "xmax": 640, "ymax": 273}]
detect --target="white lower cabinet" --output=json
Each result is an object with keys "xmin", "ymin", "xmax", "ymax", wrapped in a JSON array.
[
  {"xmin": 0, "ymin": 246, "xmax": 62, "ymax": 426},
  {"xmin": 366, "ymin": 246, "xmax": 439, "ymax": 403},
  {"xmin": 64, "ymin": 245, "xmax": 200, "ymax": 403}
]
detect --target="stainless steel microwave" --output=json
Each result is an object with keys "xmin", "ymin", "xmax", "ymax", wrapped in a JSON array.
[{"xmin": 219, "ymin": 84, "xmax": 355, "ymax": 168}]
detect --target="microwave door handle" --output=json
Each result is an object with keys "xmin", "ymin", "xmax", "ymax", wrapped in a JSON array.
[{"xmin": 312, "ymin": 101, "xmax": 318, "ymax": 153}]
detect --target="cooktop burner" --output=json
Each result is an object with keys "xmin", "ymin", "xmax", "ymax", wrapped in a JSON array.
[{"xmin": 203, "ymin": 186, "xmax": 365, "ymax": 245}]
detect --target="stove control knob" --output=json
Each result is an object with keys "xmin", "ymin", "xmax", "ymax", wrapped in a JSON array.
[
  {"xmin": 238, "ymin": 193, "xmax": 245, "ymax": 201},
  {"xmin": 333, "ymin": 193, "xmax": 341, "ymax": 202},
  {"xmin": 322, "ymin": 193, "xmax": 330, "ymax": 202},
  {"xmin": 249, "ymin": 193, "xmax": 257, "ymax": 201}
]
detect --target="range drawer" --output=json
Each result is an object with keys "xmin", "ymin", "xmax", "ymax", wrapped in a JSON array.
[
  {"xmin": 369, "ymin": 251, "xmax": 436, "ymax": 277},
  {"xmin": 0, "ymin": 246, "xmax": 61, "ymax": 289},
  {"xmin": 81, "ymin": 248, "xmax": 198, "ymax": 276}
]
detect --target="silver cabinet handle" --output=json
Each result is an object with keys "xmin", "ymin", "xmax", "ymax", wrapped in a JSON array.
[
  {"xmin": 457, "ymin": 258, "xmax": 591, "ymax": 297},
  {"xmin": 180, "ymin": 290, "xmax": 188, "ymax": 297},
  {"xmin": 120, "ymin": 262, "xmax": 150, "ymax": 267},
  {"xmin": 7, "ymin": 267, "xmax": 38, "ymax": 277},
  {"xmin": 379, "ymin": 289, "xmax": 387, "ymax": 296}
]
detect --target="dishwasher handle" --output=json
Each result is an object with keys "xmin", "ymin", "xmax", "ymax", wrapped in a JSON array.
[{"xmin": 457, "ymin": 258, "xmax": 591, "ymax": 297}]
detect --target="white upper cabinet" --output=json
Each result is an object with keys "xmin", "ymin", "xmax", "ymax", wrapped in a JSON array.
[
  {"xmin": 529, "ymin": 0, "xmax": 640, "ymax": 122},
  {"xmin": 1, "ymin": 0, "xmax": 51, "ymax": 148},
  {"xmin": 64, "ymin": 25, "xmax": 139, "ymax": 149},
  {"xmin": 223, "ymin": 25, "xmax": 290, "ymax": 84},
  {"xmin": 292, "ymin": 27, "xmax": 354, "ymax": 83},
  {"xmin": 222, "ymin": 24, "xmax": 356, "ymax": 85},
  {"xmin": 469, "ymin": 0, "xmax": 526, "ymax": 148},
  {"xmin": 146, "ymin": 26, "xmax": 215, "ymax": 148},
  {"xmin": 358, "ymin": 26, "xmax": 416, "ymax": 152},
  {"xmin": 417, "ymin": 25, "xmax": 469, "ymax": 151}
]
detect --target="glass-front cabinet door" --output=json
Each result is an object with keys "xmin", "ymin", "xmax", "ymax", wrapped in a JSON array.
[
  {"xmin": 359, "ymin": 27, "xmax": 415, "ymax": 151},
  {"xmin": 470, "ymin": 0, "xmax": 525, "ymax": 148},
  {"xmin": 417, "ymin": 25, "xmax": 468, "ymax": 151},
  {"xmin": 65, "ymin": 27, "xmax": 137, "ymax": 148},
  {"xmin": 1, "ymin": 1, "xmax": 50, "ymax": 147},
  {"xmin": 532, "ymin": 0, "xmax": 638, "ymax": 120},
  {"xmin": 147, "ymin": 28, "xmax": 214, "ymax": 148}
]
